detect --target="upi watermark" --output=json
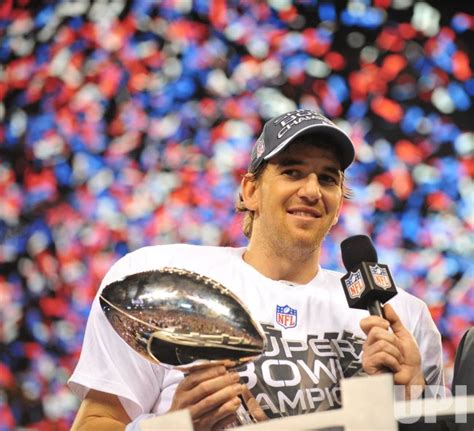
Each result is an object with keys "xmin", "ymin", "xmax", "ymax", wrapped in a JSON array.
[{"xmin": 394, "ymin": 384, "xmax": 472, "ymax": 424}]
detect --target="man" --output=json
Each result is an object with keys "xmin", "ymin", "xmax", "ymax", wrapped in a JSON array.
[{"xmin": 69, "ymin": 109, "xmax": 444, "ymax": 430}]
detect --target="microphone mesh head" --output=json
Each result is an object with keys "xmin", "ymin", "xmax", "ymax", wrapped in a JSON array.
[{"xmin": 341, "ymin": 235, "xmax": 378, "ymax": 271}]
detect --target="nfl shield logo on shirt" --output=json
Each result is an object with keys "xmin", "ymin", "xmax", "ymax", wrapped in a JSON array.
[
  {"xmin": 345, "ymin": 270, "xmax": 365, "ymax": 299},
  {"xmin": 369, "ymin": 264, "xmax": 392, "ymax": 289},
  {"xmin": 276, "ymin": 305, "xmax": 297, "ymax": 329}
]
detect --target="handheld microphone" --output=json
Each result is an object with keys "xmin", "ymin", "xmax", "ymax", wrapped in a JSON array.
[{"xmin": 340, "ymin": 235, "xmax": 398, "ymax": 317}]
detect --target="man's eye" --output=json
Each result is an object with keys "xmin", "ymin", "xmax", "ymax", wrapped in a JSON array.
[
  {"xmin": 320, "ymin": 174, "xmax": 339, "ymax": 185},
  {"xmin": 283, "ymin": 169, "xmax": 301, "ymax": 178}
]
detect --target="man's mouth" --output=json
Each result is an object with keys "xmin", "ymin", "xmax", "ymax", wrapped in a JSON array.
[{"xmin": 287, "ymin": 208, "xmax": 321, "ymax": 219}]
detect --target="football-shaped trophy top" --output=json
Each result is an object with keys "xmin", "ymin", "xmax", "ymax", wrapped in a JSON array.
[{"xmin": 99, "ymin": 267, "xmax": 267, "ymax": 369}]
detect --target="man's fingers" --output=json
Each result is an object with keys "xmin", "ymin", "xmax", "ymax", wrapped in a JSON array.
[
  {"xmin": 382, "ymin": 303, "xmax": 405, "ymax": 334},
  {"xmin": 178, "ymin": 366, "xmax": 227, "ymax": 391},
  {"xmin": 172, "ymin": 368, "xmax": 240, "ymax": 412},
  {"xmin": 360, "ymin": 304, "xmax": 406, "ymax": 337},
  {"xmin": 363, "ymin": 350, "xmax": 402, "ymax": 374},
  {"xmin": 190, "ymin": 383, "xmax": 244, "ymax": 419},
  {"xmin": 365, "ymin": 326, "xmax": 403, "ymax": 354},
  {"xmin": 194, "ymin": 396, "xmax": 241, "ymax": 431},
  {"xmin": 363, "ymin": 338, "xmax": 403, "ymax": 364},
  {"xmin": 360, "ymin": 315, "xmax": 390, "ymax": 335},
  {"xmin": 360, "ymin": 303, "xmax": 424, "ymax": 391},
  {"xmin": 193, "ymin": 373, "xmax": 241, "ymax": 401},
  {"xmin": 177, "ymin": 370, "xmax": 239, "ymax": 405},
  {"xmin": 242, "ymin": 385, "xmax": 268, "ymax": 422},
  {"xmin": 361, "ymin": 310, "xmax": 405, "ymax": 376}
]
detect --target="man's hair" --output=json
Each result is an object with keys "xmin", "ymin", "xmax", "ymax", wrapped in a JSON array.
[{"xmin": 236, "ymin": 140, "xmax": 353, "ymax": 239}]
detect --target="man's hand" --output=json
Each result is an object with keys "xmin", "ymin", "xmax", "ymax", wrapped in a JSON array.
[
  {"xmin": 241, "ymin": 385, "xmax": 268, "ymax": 422},
  {"xmin": 168, "ymin": 365, "xmax": 244, "ymax": 430},
  {"xmin": 360, "ymin": 303, "xmax": 425, "ymax": 399}
]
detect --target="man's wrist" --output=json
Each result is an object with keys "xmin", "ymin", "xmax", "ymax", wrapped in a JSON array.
[{"xmin": 405, "ymin": 372, "xmax": 426, "ymax": 400}]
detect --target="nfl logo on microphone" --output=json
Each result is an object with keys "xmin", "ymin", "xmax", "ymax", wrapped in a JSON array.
[
  {"xmin": 276, "ymin": 305, "xmax": 297, "ymax": 329},
  {"xmin": 369, "ymin": 264, "xmax": 392, "ymax": 289},
  {"xmin": 346, "ymin": 270, "xmax": 366, "ymax": 299}
]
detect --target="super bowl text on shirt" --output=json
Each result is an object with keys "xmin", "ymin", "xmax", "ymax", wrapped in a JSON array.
[{"xmin": 238, "ymin": 323, "xmax": 365, "ymax": 418}]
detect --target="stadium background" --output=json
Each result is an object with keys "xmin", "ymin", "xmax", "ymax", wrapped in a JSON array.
[{"xmin": 0, "ymin": 0, "xmax": 472, "ymax": 429}]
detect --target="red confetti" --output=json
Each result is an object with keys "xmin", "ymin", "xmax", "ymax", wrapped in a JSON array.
[
  {"xmin": 166, "ymin": 20, "xmax": 208, "ymax": 42},
  {"xmin": 349, "ymin": 64, "xmax": 387, "ymax": 100},
  {"xmin": 376, "ymin": 27, "xmax": 405, "ymax": 52},
  {"xmin": 381, "ymin": 54, "xmax": 407, "ymax": 80},
  {"xmin": 371, "ymin": 97, "xmax": 403, "ymax": 123},
  {"xmin": 0, "ymin": 0, "xmax": 13, "ymax": 19},
  {"xmin": 374, "ymin": 0, "xmax": 391, "ymax": 8},
  {"xmin": 0, "ymin": 363, "xmax": 15, "ymax": 388},
  {"xmin": 375, "ymin": 194, "xmax": 394, "ymax": 211},
  {"xmin": 210, "ymin": 0, "xmax": 228, "ymax": 29},
  {"xmin": 398, "ymin": 23, "xmax": 417, "ymax": 39},
  {"xmin": 395, "ymin": 139, "xmax": 425, "ymax": 164},
  {"xmin": 426, "ymin": 191, "xmax": 453, "ymax": 211},
  {"xmin": 303, "ymin": 29, "xmax": 331, "ymax": 57},
  {"xmin": 24, "ymin": 342, "xmax": 43, "ymax": 359},
  {"xmin": 392, "ymin": 168, "xmax": 414, "ymax": 200},
  {"xmin": 39, "ymin": 298, "xmax": 68, "ymax": 318},
  {"xmin": 452, "ymin": 51, "xmax": 472, "ymax": 81},
  {"xmin": 279, "ymin": 5, "xmax": 298, "ymax": 23},
  {"xmin": 324, "ymin": 51, "xmax": 346, "ymax": 71}
]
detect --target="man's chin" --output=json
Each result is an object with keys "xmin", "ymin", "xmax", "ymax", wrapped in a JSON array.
[
  {"xmin": 279, "ymin": 234, "xmax": 322, "ymax": 257},
  {"xmin": 297, "ymin": 229, "xmax": 332, "ymax": 250}
]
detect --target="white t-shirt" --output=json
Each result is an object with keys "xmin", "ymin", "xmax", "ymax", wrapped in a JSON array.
[{"xmin": 68, "ymin": 244, "xmax": 444, "ymax": 420}]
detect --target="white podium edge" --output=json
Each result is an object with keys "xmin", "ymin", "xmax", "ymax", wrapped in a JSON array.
[{"xmin": 138, "ymin": 375, "xmax": 474, "ymax": 431}]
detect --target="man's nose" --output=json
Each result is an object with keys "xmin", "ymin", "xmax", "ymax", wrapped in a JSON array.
[{"xmin": 297, "ymin": 173, "xmax": 322, "ymax": 201}]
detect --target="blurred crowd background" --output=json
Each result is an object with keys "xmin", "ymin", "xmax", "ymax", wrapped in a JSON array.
[{"xmin": 0, "ymin": 0, "xmax": 473, "ymax": 429}]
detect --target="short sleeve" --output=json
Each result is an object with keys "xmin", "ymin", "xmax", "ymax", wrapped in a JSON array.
[{"xmin": 68, "ymin": 253, "xmax": 167, "ymax": 419}]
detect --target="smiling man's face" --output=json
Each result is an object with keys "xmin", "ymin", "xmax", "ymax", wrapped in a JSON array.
[{"xmin": 246, "ymin": 137, "xmax": 344, "ymax": 258}]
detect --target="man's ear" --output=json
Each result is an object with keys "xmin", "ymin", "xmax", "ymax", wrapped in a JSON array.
[
  {"xmin": 332, "ymin": 198, "xmax": 343, "ymax": 226},
  {"xmin": 241, "ymin": 173, "xmax": 259, "ymax": 211}
]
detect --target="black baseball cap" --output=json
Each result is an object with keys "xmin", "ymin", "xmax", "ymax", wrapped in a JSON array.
[{"xmin": 248, "ymin": 109, "xmax": 355, "ymax": 173}]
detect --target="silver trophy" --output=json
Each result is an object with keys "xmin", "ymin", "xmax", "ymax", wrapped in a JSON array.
[{"xmin": 99, "ymin": 267, "xmax": 267, "ymax": 424}]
